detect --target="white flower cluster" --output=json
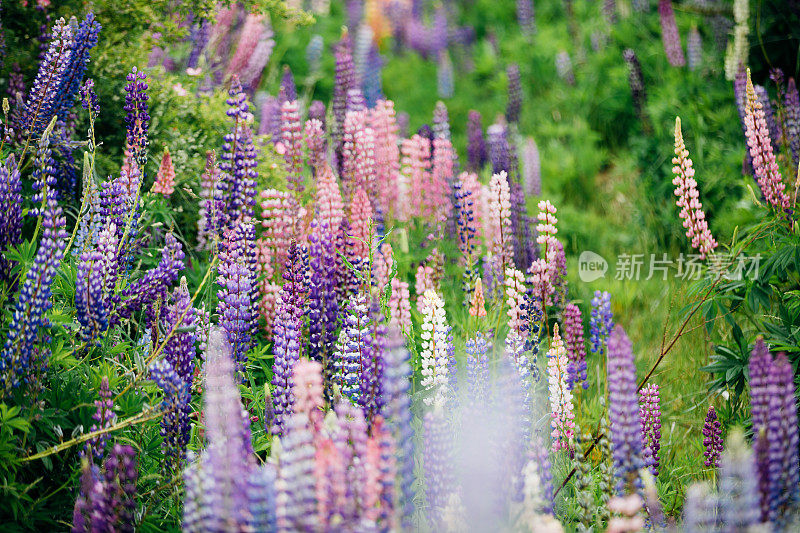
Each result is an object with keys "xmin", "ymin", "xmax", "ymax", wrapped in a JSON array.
[{"xmin": 419, "ymin": 289, "xmax": 450, "ymax": 407}]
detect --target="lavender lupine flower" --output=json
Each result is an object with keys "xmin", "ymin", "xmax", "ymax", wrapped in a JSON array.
[
  {"xmin": 150, "ymin": 358, "xmax": 192, "ymax": 474},
  {"xmin": 29, "ymin": 128, "xmax": 57, "ymax": 218},
  {"xmin": 687, "ymin": 26, "xmax": 702, "ymax": 72},
  {"xmin": 658, "ymin": 0, "xmax": 685, "ymax": 67},
  {"xmin": 220, "ymin": 76, "xmax": 258, "ymax": 223},
  {"xmin": 278, "ymin": 65, "xmax": 297, "ymax": 106},
  {"xmin": 487, "ymin": 123, "xmax": 511, "ymax": 175},
  {"xmin": 506, "ymin": 64, "xmax": 522, "ymax": 124},
  {"xmin": 381, "ymin": 329, "xmax": 415, "ymax": 528},
  {"xmin": 248, "ymin": 464, "xmax": 277, "ymax": 531},
  {"xmin": 607, "ymin": 326, "xmax": 644, "ymax": 493},
  {"xmin": 281, "ymin": 100, "xmax": 304, "ymax": 195},
  {"xmin": 333, "ymin": 32, "xmax": 355, "ymax": 156},
  {"xmin": 72, "ymin": 444, "xmax": 138, "ymax": 533},
  {"xmin": 22, "ymin": 18, "xmax": 74, "ymax": 136},
  {"xmin": 52, "ymin": 13, "xmax": 101, "ymax": 123},
  {"xmin": 306, "ymin": 34, "xmax": 323, "ymax": 75},
  {"xmin": 364, "ymin": 299, "xmax": 386, "ymax": 423},
  {"xmin": 563, "ymin": 303, "xmax": 588, "ymax": 390},
  {"xmin": 0, "ymin": 196, "xmax": 67, "ymax": 395},
  {"xmin": 522, "ymin": 138, "xmax": 541, "ymax": 197},
  {"xmin": 424, "ymin": 407, "xmax": 453, "ymax": 528},
  {"xmin": 307, "ymin": 222, "xmax": 339, "ymax": 365},
  {"xmin": 196, "ymin": 151, "xmax": 224, "ymax": 251},
  {"xmin": 84, "ymin": 376, "xmax": 116, "ymax": 461},
  {"xmin": 702, "ymin": 405, "xmax": 723, "ymax": 468},
  {"xmin": 682, "ymin": 482, "xmax": 717, "ymax": 533},
  {"xmin": 719, "ymin": 428, "xmax": 761, "ymax": 531},
  {"xmin": 466, "ymin": 111, "xmax": 486, "ymax": 173},
  {"xmin": 183, "ymin": 328, "xmax": 254, "ymax": 532},
  {"xmin": 346, "ymin": 87, "xmax": 366, "ymax": 113},
  {"xmin": 123, "ymin": 67, "xmax": 150, "ymax": 165},
  {"xmin": 363, "ymin": 44, "xmax": 383, "ymax": 108},
  {"xmin": 623, "ymin": 49, "xmax": 649, "ymax": 128},
  {"xmin": 186, "ymin": 20, "xmax": 210, "ymax": 69},
  {"xmin": 309, "ymin": 99, "xmax": 326, "ymax": 127},
  {"xmin": 555, "ymin": 51, "xmax": 575, "ymax": 85},
  {"xmin": 275, "ymin": 404, "xmax": 317, "ymax": 531},
  {"xmin": 639, "ymin": 384, "xmax": 661, "ymax": 476},
  {"xmin": 79, "ymin": 78, "xmax": 99, "ymax": 117},
  {"xmin": 270, "ymin": 241, "xmax": 307, "ymax": 435},
  {"xmin": 590, "ymin": 290, "xmax": 613, "ymax": 357},
  {"xmin": 109, "ymin": 233, "xmax": 184, "ymax": 327},
  {"xmin": 784, "ymin": 78, "xmax": 800, "ymax": 168},
  {"xmin": 0, "ymin": 155, "xmax": 22, "ymax": 284},
  {"xmin": 517, "ymin": 0, "xmax": 535, "ymax": 35},
  {"xmin": 465, "ymin": 332, "xmax": 490, "ymax": 405}
]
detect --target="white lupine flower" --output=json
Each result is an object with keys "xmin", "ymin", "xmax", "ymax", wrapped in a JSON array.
[{"xmin": 419, "ymin": 290, "xmax": 451, "ymax": 406}]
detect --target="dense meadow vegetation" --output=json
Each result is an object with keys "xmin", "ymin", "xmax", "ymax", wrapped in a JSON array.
[{"xmin": 0, "ymin": 0, "xmax": 799, "ymax": 530}]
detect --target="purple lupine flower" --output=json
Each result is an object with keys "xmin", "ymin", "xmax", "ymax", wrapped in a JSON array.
[
  {"xmin": 687, "ymin": 26, "xmax": 702, "ymax": 72},
  {"xmin": 84, "ymin": 376, "xmax": 116, "ymax": 461},
  {"xmin": 186, "ymin": 20, "xmax": 210, "ymax": 69},
  {"xmin": 346, "ymin": 87, "xmax": 366, "ymax": 113},
  {"xmin": 506, "ymin": 64, "xmax": 522, "ymax": 124},
  {"xmin": 248, "ymin": 464, "xmax": 277, "ymax": 531},
  {"xmin": 517, "ymin": 0, "xmax": 535, "ymax": 35},
  {"xmin": 0, "ymin": 155, "xmax": 22, "ymax": 284},
  {"xmin": 123, "ymin": 67, "xmax": 150, "ymax": 165},
  {"xmin": 333, "ymin": 293, "xmax": 372, "ymax": 406},
  {"xmin": 275, "ymin": 407, "xmax": 317, "ymax": 531},
  {"xmin": 79, "ymin": 78, "xmax": 99, "ymax": 117},
  {"xmin": 522, "ymin": 137, "xmax": 541, "ymax": 197},
  {"xmin": 466, "ymin": 332, "xmax": 490, "ymax": 405},
  {"xmin": 150, "ymin": 358, "xmax": 192, "ymax": 474},
  {"xmin": 510, "ymin": 180, "xmax": 530, "ymax": 270},
  {"xmin": 75, "ymin": 247, "xmax": 110, "ymax": 343},
  {"xmin": 658, "ymin": 0, "xmax": 685, "ymax": 67},
  {"xmin": 278, "ymin": 65, "xmax": 297, "ymax": 106},
  {"xmin": 307, "ymin": 222, "xmax": 339, "ymax": 365},
  {"xmin": 30, "ymin": 130, "xmax": 57, "ymax": 218},
  {"xmin": 308, "ymin": 99, "xmax": 326, "ymax": 127},
  {"xmin": 333, "ymin": 32, "xmax": 356, "ymax": 158},
  {"xmin": 239, "ymin": 21, "xmax": 275, "ymax": 92},
  {"xmin": 563, "ymin": 303, "xmax": 588, "ymax": 390},
  {"xmin": 347, "ymin": 0, "xmax": 364, "ymax": 29},
  {"xmin": 603, "ymin": 0, "xmax": 617, "ymax": 24},
  {"xmin": 0, "ymin": 196, "xmax": 67, "ymax": 395},
  {"xmin": 22, "ymin": 17, "xmax": 74, "ymax": 136},
  {"xmin": 522, "ymin": 290, "xmax": 543, "ymax": 383},
  {"xmin": 424, "ymin": 407, "xmax": 453, "ymax": 528},
  {"xmin": 381, "ymin": 329, "xmax": 415, "ymax": 528},
  {"xmin": 217, "ymin": 222, "xmax": 257, "ymax": 369},
  {"xmin": 682, "ymin": 482, "xmax": 717, "ymax": 532},
  {"xmin": 487, "ymin": 123, "xmax": 511, "ymax": 175},
  {"xmin": 257, "ymin": 95, "xmax": 280, "ymax": 140},
  {"xmin": 639, "ymin": 383, "xmax": 662, "ymax": 476},
  {"xmin": 363, "ymin": 298, "xmax": 386, "ymax": 423},
  {"xmin": 220, "ymin": 76, "xmax": 258, "ymax": 223},
  {"xmin": 73, "ymin": 444, "xmax": 138, "ymax": 533},
  {"xmin": 589, "ymin": 290, "xmax": 613, "ymax": 357},
  {"xmin": 331, "ymin": 401, "xmax": 370, "ymax": 527},
  {"xmin": 607, "ymin": 326, "xmax": 644, "ymax": 493},
  {"xmin": 270, "ymin": 241, "xmax": 307, "ymax": 435},
  {"xmin": 623, "ymin": 49, "xmax": 649, "ymax": 127},
  {"xmin": 183, "ymin": 328, "xmax": 253, "ymax": 531},
  {"xmin": 755, "ymin": 84, "xmax": 781, "ymax": 149},
  {"xmin": 784, "ymin": 78, "xmax": 800, "ymax": 167},
  {"xmin": 52, "ymin": 13, "xmax": 101, "ymax": 123},
  {"xmin": 531, "ymin": 436, "xmax": 554, "ymax": 514},
  {"xmin": 720, "ymin": 428, "xmax": 761, "ymax": 531},
  {"xmin": 466, "ymin": 110, "xmax": 487, "ymax": 173},
  {"xmin": 702, "ymin": 405, "xmax": 723, "ymax": 468},
  {"xmin": 748, "ymin": 338, "xmax": 772, "ymax": 433},
  {"xmin": 162, "ymin": 278, "xmax": 196, "ymax": 382},
  {"xmin": 363, "ymin": 44, "xmax": 383, "ymax": 108}
]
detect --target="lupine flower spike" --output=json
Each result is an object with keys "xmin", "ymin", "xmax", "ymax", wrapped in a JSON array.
[
  {"xmin": 702, "ymin": 405, "xmax": 723, "ymax": 468},
  {"xmin": 547, "ymin": 324, "xmax": 575, "ymax": 452}
]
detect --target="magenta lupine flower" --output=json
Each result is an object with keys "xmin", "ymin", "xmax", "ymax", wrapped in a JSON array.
[
  {"xmin": 702, "ymin": 405, "xmax": 723, "ymax": 468},
  {"xmin": 430, "ymin": 138, "xmax": 454, "ymax": 222},
  {"xmin": 342, "ymin": 110, "xmax": 376, "ymax": 198},
  {"xmin": 0, "ymin": 195, "xmax": 67, "ymax": 395},
  {"xmin": 639, "ymin": 384, "xmax": 662, "ymax": 476},
  {"xmin": 281, "ymin": 100, "xmax": 304, "ymax": 195},
  {"xmin": 239, "ymin": 22, "xmax": 274, "ymax": 91},
  {"xmin": 744, "ymin": 69, "xmax": 790, "ymax": 212},
  {"xmin": 672, "ymin": 117, "xmax": 717, "ymax": 258},
  {"xmin": 607, "ymin": 326, "xmax": 645, "ymax": 493},
  {"xmin": 226, "ymin": 14, "xmax": 265, "ymax": 78},
  {"xmin": 658, "ymin": 0, "xmax": 685, "ymax": 67},
  {"xmin": 349, "ymin": 187, "xmax": 374, "ymax": 259}
]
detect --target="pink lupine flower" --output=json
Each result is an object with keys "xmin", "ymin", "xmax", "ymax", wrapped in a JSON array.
[
  {"xmin": 547, "ymin": 323, "xmax": 575, "ymax": 452},
  {"xmin": 429, "ymin": 138, "xmax": 454, "ymax": 222},
  {"xmin": 389, "ymin": 277, "xmax": 412, "ymax": 332},
  {"xmin": 259, "ymin": 189, "xmax": 295, "ymax": 277},
  {"xmin": 370, "ymin": 100, "xmax": 401, "ymax": 216},
  {"xmin": 672, "ymin": 117, "xmax": 718, "ymax": 258},
  {"xmin": 469, "ymin": 278, "xmax": 487, "ymax": 318},
  {"xmin": 505, "ymin": 267, "xmax": 527, "ymax": 336},
  {"xmin": 314, "ymin": 164, "xmax": 345, "ymax": 230},
  {"xmin": 152, "ymin": 148, "xmax": 176, "ymax": 197},
  {"xmin": 400, "ymin": 134, "xmax": 432, "ymax": 220},
  {"xmin": 744, "ymin": 69, "xmax": 790, "ymax": 212},
  {"xmin": 341, "ymin": 110, "xmax": 375, "ymax": 199},
  {"xmin": 373, "ymin": 242, "xmax": 394, "ymax": 290},
  {"xmin": 528, "ymin": 200, "xmax": 560, "ymax": 306},
  {"xmin": 658, "ymin": 0, "xmax": 685, "ymax": 67},
  {"xmin": 415, "ymin": 264, "xmax": 437, "ymax": 313},
  {"xmin": 254, "ymin": 238, "xmax": 281, "ymax": 336},
  {"xmin": 282, "ymin": 100, "xmax": 304, "ymax": 195},
  {"xmin": 226, "ymin": 14, "xmax": 265, "ymax": 76},
  {"xmin": 487, "ymin": 171, "xmax": 513, "ymax": 272},
  {"xmin": 304, "ymin": 118, "xmax": 326, "ymax": 174},
  {"xmin": 348, "ymin": 187, "xmax": 373, "ymax": 259},
  {"xmin": 292, "ymin": 359, "xmax": 324, "ymax": 436}
]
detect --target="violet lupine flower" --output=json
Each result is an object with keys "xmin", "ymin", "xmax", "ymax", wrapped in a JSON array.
[
  {"xmin": 658, "ymin": 0, "xmax": 685, "ymax": 67},
  {"xmin": 72, "ymin": 444, "xmax": 138, "ymax": 533},
  {"xmin": 563, "ymin": 303, "xmax": 588, "ymax": 390},
  {"xmin": 744, "ymin": 69, "xmax": 790, "ymax": 213},
  {"xmin": 363, "ymin": 299, "xmax": 386, "ymax": 424},
  {"xmin": 466, "ymin": 332, "xmax": 490, "ymax": 405},
  {"xmin": 84, "ymin": 376, "xmax": 116, "ymax": 461},
  {"xmin": 466, "ymin": 110, "xmax": 487, "ymax": 173},
  {"xmin": 0, "ymin": 155, "xmax": 22, "ymax": 284},
  {"xmin": 784, "ymin": 78, "xmax": 800, "ymax": 168},
  {"xmin": 639, "ymin": 383, "xmax": 662, "ymax": 476},
  {"xmin": 506, "ymin": 64, "xmax": 522, "ymax": 124},
  {"xmin": 307, "ymin": 222, "xmax": 339, "ymax": 365},
  {"xmin": 75, "ymin": 244, "xmax": 111, "ymax": 343},
  {"xmin": 487, "ymin": 123, "xmax": 511, "ymax": 176},
  {"xmin": 196, "ymin": 151, "xmax": 224, "ymax": 252},
  {"xmin": 424, "ymin": 407, "xmax": 453, "ymax": 528},
  {"xmin": 220, "ymin": 76, "xmax": 259, "ymax": 223},
  {"xmin": 333, "ymin": 32, "xmax": 355, "ymax": 155},
  {"xmin": 701, "ymin": 405, "xmax": 723, "ymax": 469},
  {"xmin": 150, "ymin": 358, "xmax": 192, "ymax": 474},
  {"xmin": 719, "ymin": 428, "xmax": 761, "ymax": 530},
  {"xmin": 0, "ymin": 196, "xmax": 67, "ymax": 395},
  {"xmin": 278, "ymin": 65, "xmax": 297, "ymax": 106},
  {"xmin": 218, "ymin": 222, "xmax": 257, "ymax": 369},
  {"xmin": 607, "ymin": 325, "xmax": 645, "ymax": 493},
  {"xmin": 186, "ymin": 20, "xmax": 209, "ymax": 69},
  {"xmin": 309, "ymin": 99, "xmax": 326, "ymax": 127},
  {"xmin": 52, "ymin": 13, "xmax": 101, "ymax": 123},
  {"xmin": 517, "ymin": 0, "xmax": 535, "ymax": 35},
  {"xmin": 623, "ymin": 49, "xmax": 649, "ymax": 127},
  {"xmin": 29, "ymin": 129, "xmax": 57, "ymax": 219},
  {"xmin": 522, "ymin": 137, "xmax": 541, "ymax": 197},
  {"xmin": 363, "ymin": 44, "xmax": 383, "ymax": 108},
  {"xmin": 162, "ymin": 278, "xmax": 196, "ymax": 382},
  {"xmin": 123, "ymin": 67, "xmax": 150, "ymax": 165},
  {"xmin": 589, "ymin": 290, "xmax": 613, "ymax": 357},
  {"xmin": 687, "ymin": 26, "xmax": 702, "ymax": 72},
  {"xmin": 672, "ymin": 117, "xmax": 718, "ymax": 258},
  {"xmin": 22, "ymin": 18, "xmax": 74, "ymax": 136},
  {"xmin": 79, "ymin": 78, "xmax": 99, "ymax": 117},
  {"xmin": 108, "ymin": 233, "xmax": 185, "ymax": 327},
  {"xmin": 270, "ymin": 241, "xmax": 307, "ymax": 435},
  {"xmin": 381, "ymin": 330, "xmax": 415, "ymax": 528},
  {"xmin": 332, "ymin": 293, "xmax": 373, "ymax": 405},
  {"xmin": 183, "ymin": 328, "xmax": 254, "ymax": 532},
  {"xmin": 248, "ymin": 464, "xmax": 278, "ymax": 531},
  {"xmin": 454, "ymin": 173, "xmax": 478, "ymax": 272}
]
